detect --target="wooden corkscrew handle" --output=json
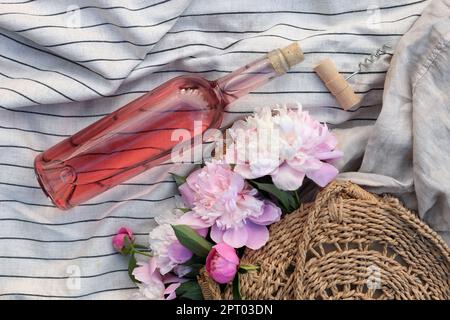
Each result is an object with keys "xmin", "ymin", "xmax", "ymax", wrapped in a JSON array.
[{"xmin": 314, "ymin": 58, "xmax": 361, "ymax": 110}]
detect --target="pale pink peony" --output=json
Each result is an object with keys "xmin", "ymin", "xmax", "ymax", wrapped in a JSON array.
[
  {"xmin": 205, "ymin": 243, "xmax": 239, "ymax": 284},
  {"xmin": 149, "ymin": 210, "xmax": 207, "ymax": 275},
  {"xmin": 149, "ymin": 224, "xmax": 193, "ymax": 275},
  {"xmin": 225, "ymin": 105, "xmax": 343, "ymax": 190},
  {"xmin": 178, "ymin": 161, "xmax": 281, "ymax": 249},
  {"xmin": 132, "ymin": 258, "xmax": 184, "ymax": 300}
]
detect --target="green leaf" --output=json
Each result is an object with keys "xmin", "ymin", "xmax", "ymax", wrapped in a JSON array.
[
  {"xmin": 127, "ymin": 254, "xmax": 139, "ymax": 283},
  {"xmin": 250, "ymin": 181, "xmax": 296, "ymax": 211},
  {"xmin": 179, "ymin": 256, "xmax": 205, "ymax": 278},
  {"xmin": 232, "ymin": 273, "xmax": 242, "ymax": 300},
  {"xmin": 183, "ymin": 266, "xmax": 203, "ymax": 278},
  {"xmin": 182, "ymin": 255, "xmax": 206, "ymax": 266},
  {"xmin": 176, "ymin": 281, "xmax": 204, "ymax": 300},
  {"xmin": 239, "ymin": 264, "xmax": 260, "ymax": 273},
  {"xmin": 124, "ymin": 234, "xmax": 133, "ymax": 246},
  {"xmin": 132, "ymin": 244, "xmax": 148, "ymax": 250},
  {"xmin": 170, "ymin": 172, "xmax": 187, "ymax": 187},
  {"xmin": 172, "ymin": 225, "xmax": 213, "ymax": 258},
  {"xmin": 177, "ymin": 207, "xmax": 191, "ymax": 213},
  {"xmin": 182, "ymin": 256, "xmax": 205, "ymax": 267},
  {"xmin": 121, "ymin": 235, "xmax": 133, "ymax": 255}
]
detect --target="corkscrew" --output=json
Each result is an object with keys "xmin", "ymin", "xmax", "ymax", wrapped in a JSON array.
[
  {"xmin": 345, "ymin": 44, "xmax": 392, "ymax": 80},
  {"xmin": 314, "ymin": 44, "xmax": 393, "ymax": 110}
]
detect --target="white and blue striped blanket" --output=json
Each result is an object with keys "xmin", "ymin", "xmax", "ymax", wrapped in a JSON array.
[{"xmin": 0, "ymin": 0, "xmax": 430, "ymax": 299}]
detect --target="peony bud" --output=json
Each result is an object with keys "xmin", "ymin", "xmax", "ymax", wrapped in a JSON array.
[
  {"xmin": 112, "ymin": 227, "xmax": 133, "ymax": 253},
  {"xmin": 205, "ymin": 243, "xmax": 239, "ymax": 284}
]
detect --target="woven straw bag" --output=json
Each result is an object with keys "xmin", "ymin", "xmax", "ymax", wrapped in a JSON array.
[{"xmin": 198, "ymin": 181, "xmax": 450, "ymax": 300}]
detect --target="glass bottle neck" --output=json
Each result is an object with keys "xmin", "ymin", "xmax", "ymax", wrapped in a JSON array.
[{"xmin": 215, "ymin": 55, "xmax": 280, "ymax": 105}]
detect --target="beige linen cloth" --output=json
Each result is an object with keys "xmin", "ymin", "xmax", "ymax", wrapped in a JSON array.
[{"xmin": 338, "ymin": 0, "xmax": 450, "ymax": 244}]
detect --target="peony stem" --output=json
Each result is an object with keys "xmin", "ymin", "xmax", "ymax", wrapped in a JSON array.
[
  {"xmin": 133, "ymin": 249, "xmax": 153, "ymax": 257},
  {"xmin": 129, "ymin": 243, "xmax": 153, "ymax": 257},
  {"xmin": 294, "ymin": 190, "xmax": 301, "ymax": 208}
]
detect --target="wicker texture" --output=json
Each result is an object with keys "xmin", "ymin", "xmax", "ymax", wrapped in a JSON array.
[{"xmin": 198, "ymin": 181, "xmax": 450, "ymax": 300}]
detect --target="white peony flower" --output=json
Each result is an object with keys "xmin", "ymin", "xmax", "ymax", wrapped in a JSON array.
[
  {"xmin": 224, "ymin": 104, "xmax": 343, "ymax": 190},
  {"xmin": 149, "ymin": 224, "xmax": 192, "ymax": 275}
]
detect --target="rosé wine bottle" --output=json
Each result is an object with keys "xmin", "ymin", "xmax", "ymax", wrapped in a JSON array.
[{"xmin": 34, "ymin": 42, "xmax": 304, "ymax": 210}]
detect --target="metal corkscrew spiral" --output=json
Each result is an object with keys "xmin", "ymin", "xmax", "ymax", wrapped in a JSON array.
[{"xmin": 346, "ymin": 44, "xmax": 392, "ymax": 80}]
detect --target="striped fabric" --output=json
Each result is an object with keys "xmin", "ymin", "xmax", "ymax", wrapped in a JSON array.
[{"xmin": 0, "ymin": 0, "xmax": 429, "ymax": 299}]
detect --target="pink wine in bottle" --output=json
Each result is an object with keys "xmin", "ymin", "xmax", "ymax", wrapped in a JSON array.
[{"xmin": 34, "ymin": 42, "xmax": 304, "ymax": 209}]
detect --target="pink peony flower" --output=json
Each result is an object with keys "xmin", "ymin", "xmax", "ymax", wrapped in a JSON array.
[
  {"xmin": 178, "ymin": 161, "xmax": 281, "ymax": 249},
  {"xmin": 226, "ymin": 105, "xmax": 343, "ymax": 190},
  {"xmin": 112, "ymin": 227, "xmax": 133, "ymax": 252},
  {"xmin": 132, "ymin": 258, "xmax": 184, "ymax": 300},
  {"xmin": 205, "ymin": 243, "xmax": 239, "ymax": 284}
]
